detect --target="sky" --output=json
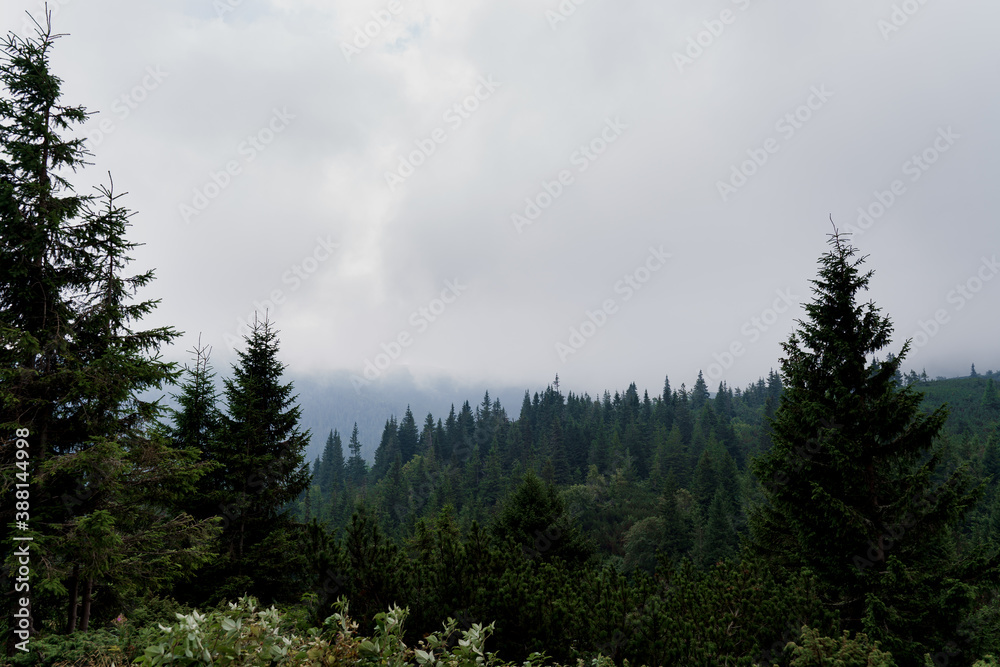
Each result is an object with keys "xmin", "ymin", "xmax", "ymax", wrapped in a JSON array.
[{"xmin": 3, "ymin": 0, "xmax": 999, "ymax": 403}]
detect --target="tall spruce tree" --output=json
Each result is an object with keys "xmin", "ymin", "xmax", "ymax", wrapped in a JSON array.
[
  {"xmin": 206, "ymin": 315, "xmax": 311, "ymax": 603},
  {"xmin": 397, "ymin": 406, "xmax": 419, "ymax": 464},
  {"xmin": 345, "ymin": 422, "xmax": 366, "ymax": 486},
  {"xmin": 166, "ymin": 336, "xmax": 223, "ymax": 521},
  {"xmin": 1, "ymin": 16, "xmax": 217, "ymax": 640},
  {"xmin": 50, "ymin": 181, "xmax": 219, "ymax": 630},
  {"xmin": 317, "ymin": 429, "xmax": 344, "ymax": 497},
  {"xmin": 691, "ymin": 371, "xmax": 710, "ymax": 410},
  {"xmin": 698, "ymin": 488, "xmax": 736, "ymax": 567},
  {"xmin": 748, "ymin": 229, "xmax": 998, "ymax": 664}
]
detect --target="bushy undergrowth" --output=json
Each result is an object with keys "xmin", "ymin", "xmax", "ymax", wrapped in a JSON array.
[
  {"xmin": 134, "ymin": 595, "xmax": 602, "ymax": 667},
  {"xmin": 9, "ymin": 597, "xmax": 1000, "ymax": 667},
  {"xmin": 7, "ymin": 596, "xmax": 189, "ymax": 667}
]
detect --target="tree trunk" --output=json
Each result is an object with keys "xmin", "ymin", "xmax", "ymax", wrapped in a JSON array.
[
  {"xmin": 79, "ymin": 577, "xmax": 93, "ymax": 632},
  {"xmin": 66, "ymin": 563, "xmax": 80, "ymax": 633}
]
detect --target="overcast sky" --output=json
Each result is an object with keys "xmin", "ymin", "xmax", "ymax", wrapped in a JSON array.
[{"xmin": 4, "ymin": 0, "xmax": 998, "ymax": 400}]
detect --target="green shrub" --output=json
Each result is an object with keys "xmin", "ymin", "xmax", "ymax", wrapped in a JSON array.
[
  {"xmin": 782, "ymin": 626, "xmax": 896, "ymax": 667},
  {"xmin": 8, "ymin": 628, "xmax": 129, "ymax": 667},
  {"xmin": 135, "ymin": 595, "xmax": 556, "ymax": 667},
  {"xmin": 5, "ymin": 596, "xmax": 186, "ymax": 666}
]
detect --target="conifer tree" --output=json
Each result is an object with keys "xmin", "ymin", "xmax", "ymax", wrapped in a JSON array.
[
  {"xmin": 371, "ymin": 416, "xmax": 399, "ymax": 481},
  {"xmin": 699, "ymin": 488, "xmax": 737, "ymax": 566},
  {"xmin": 748, "ymin": 229, "xmax": 996, "ymax": 662},
  {"xmin": 397, "ymin": 406, "xmax": 419, "ymax": 464},
  {"xmin": 490, "ymin": 471, "xmax": 591, "ymax": 564},
  {"xmin": 169, "ymin": 338, "xmax": 221, "ymax": 457},
  {"xmin": 657, "ymin": 470, "xmax": 690, "ymax": 562},
  {"xmin": 166, "ymin": 337, "xmax": 224, "ymax": 521},
  {"xmin": 417, "ymin": 412, "xmax": 436, "ymax": 457},
  {"xmin": 1, "ymin": 18, "xmax": 217, "ymax": 636},
  {"xmin": 480, "ymin": 437, "xmax": 505, "ymax": 508},
  {"xmin": 691, "ymin": 371, "xmax": 710, "ymax": 410},
  {"xmin": 345, "ymin": 422, "xmax": 367, "ymax": 486},
  {"xmin": 654, "ymin": 375, "xmax": 675, "ymax": 433},
  {"xmin": 691, "ymin": 449, "xmax": 718, "ymax": 512},
  {"xmin": 982, "ymin": 378, "xmax": 1000, "ymax": 413},
  {"xmin": 206, "ymin": 315, "xmax": 311, "ymax": 603},
  {"xmin": 317, "ymin": 429, "xmax": 344, "ymax": 497},
  {"xmin": 673, "ymin": 386, "xmax": 694, "ymax": 446}
]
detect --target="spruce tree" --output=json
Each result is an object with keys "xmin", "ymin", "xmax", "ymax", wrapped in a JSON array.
[
  {"xmin": 1, "ymin": 17, "xmax": 217, "ymax": 637},
  {"xmin": 417, "ymin": 412, "xmax": 436, "ymax": 457},
  {"xmin": 55, "ymin": 183, "xmax": 219, "ymax": 627},
  {"xmin": 371, "ymin": 416, "xmax": 399, "ymax": 481},
  {"xmin": 699, "ymin": 488, "xmax": 737, "ymax": 567},
  {"xmin": 748, "ymin": 229, "xmax": 997, "ymax": 663},
  {"xmin": 490, "ymin": 471, "xmax": 591, "ymax": 564},
  {"xmin": 207, "ymin": 315, "xmax": 311, "ymax": 603},
  {"xmin": 345, "ymin": 422, "xmax": 366, "ymax": 486},
  {"xmin": 166, "ymin": 336, "xmax": 223, "ymax": 521},
  {"xmin": 691, "ymin": 371, "xmax": 710, "ymax": 410},
  {"xmin": 397, "ymin": 406, "xmax": 419, "ymax": 463},
  {"xmin": 657, "ymin": 470, "xmax": 691, "ymax": 563},
  {"xmin": 982, "ymin": 378, "xmax": 1000, "ymax": 413},
  {"xmin": 316, "ymin": 429, "xmax": 344, "ymax": 497},
  {"xmin": 691, "ymin": 449, "xmax": 718, "ymax": 512}
]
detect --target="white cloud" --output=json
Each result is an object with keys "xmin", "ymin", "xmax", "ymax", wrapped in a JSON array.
[{"xmin": 2, "ymin": 0, "xmax": 998, "ymax": 397}]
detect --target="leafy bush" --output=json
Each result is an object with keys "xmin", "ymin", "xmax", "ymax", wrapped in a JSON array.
[
  {"xmin": 8, "ymin": 628, "xmax": 131, "ymax": 667},
  {"xmin": 6, "ymin": 596, "xmax": 186, "ymax": 666},
  {"xmin": 781, "ymin": 626, "xmax": 896, "ymax": 667},
  {"xmin": 135, "ymin": 595, "xmax": 572, "ymax": 667}
]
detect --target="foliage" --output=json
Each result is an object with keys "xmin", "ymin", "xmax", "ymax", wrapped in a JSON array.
[
  {"xmin": 781, "ymin": 626, "xmax": 896, "ymax": 667},
  {"xmin": 136, "ymin": 596, "xmax": 559, "ymax": 667},
  {"xmin": 8, "ymin": 598, "xmax": 186, "ymax": 667},
  {"xmin": 748, "ymin": 230, "xmax": 1000, "ymax": 664},
  {"xmin": 181, "ymin": 315, "xmax": 312, "ymax": 606},
  {"xmin": 0, "ymin": 11, "xmax": 218, "ymax": 642}
]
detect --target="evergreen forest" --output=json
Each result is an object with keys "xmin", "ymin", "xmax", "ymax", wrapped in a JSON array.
[{"xmin": 3, "ymin": 13, "xmax": 1000, "ymax": 667}]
